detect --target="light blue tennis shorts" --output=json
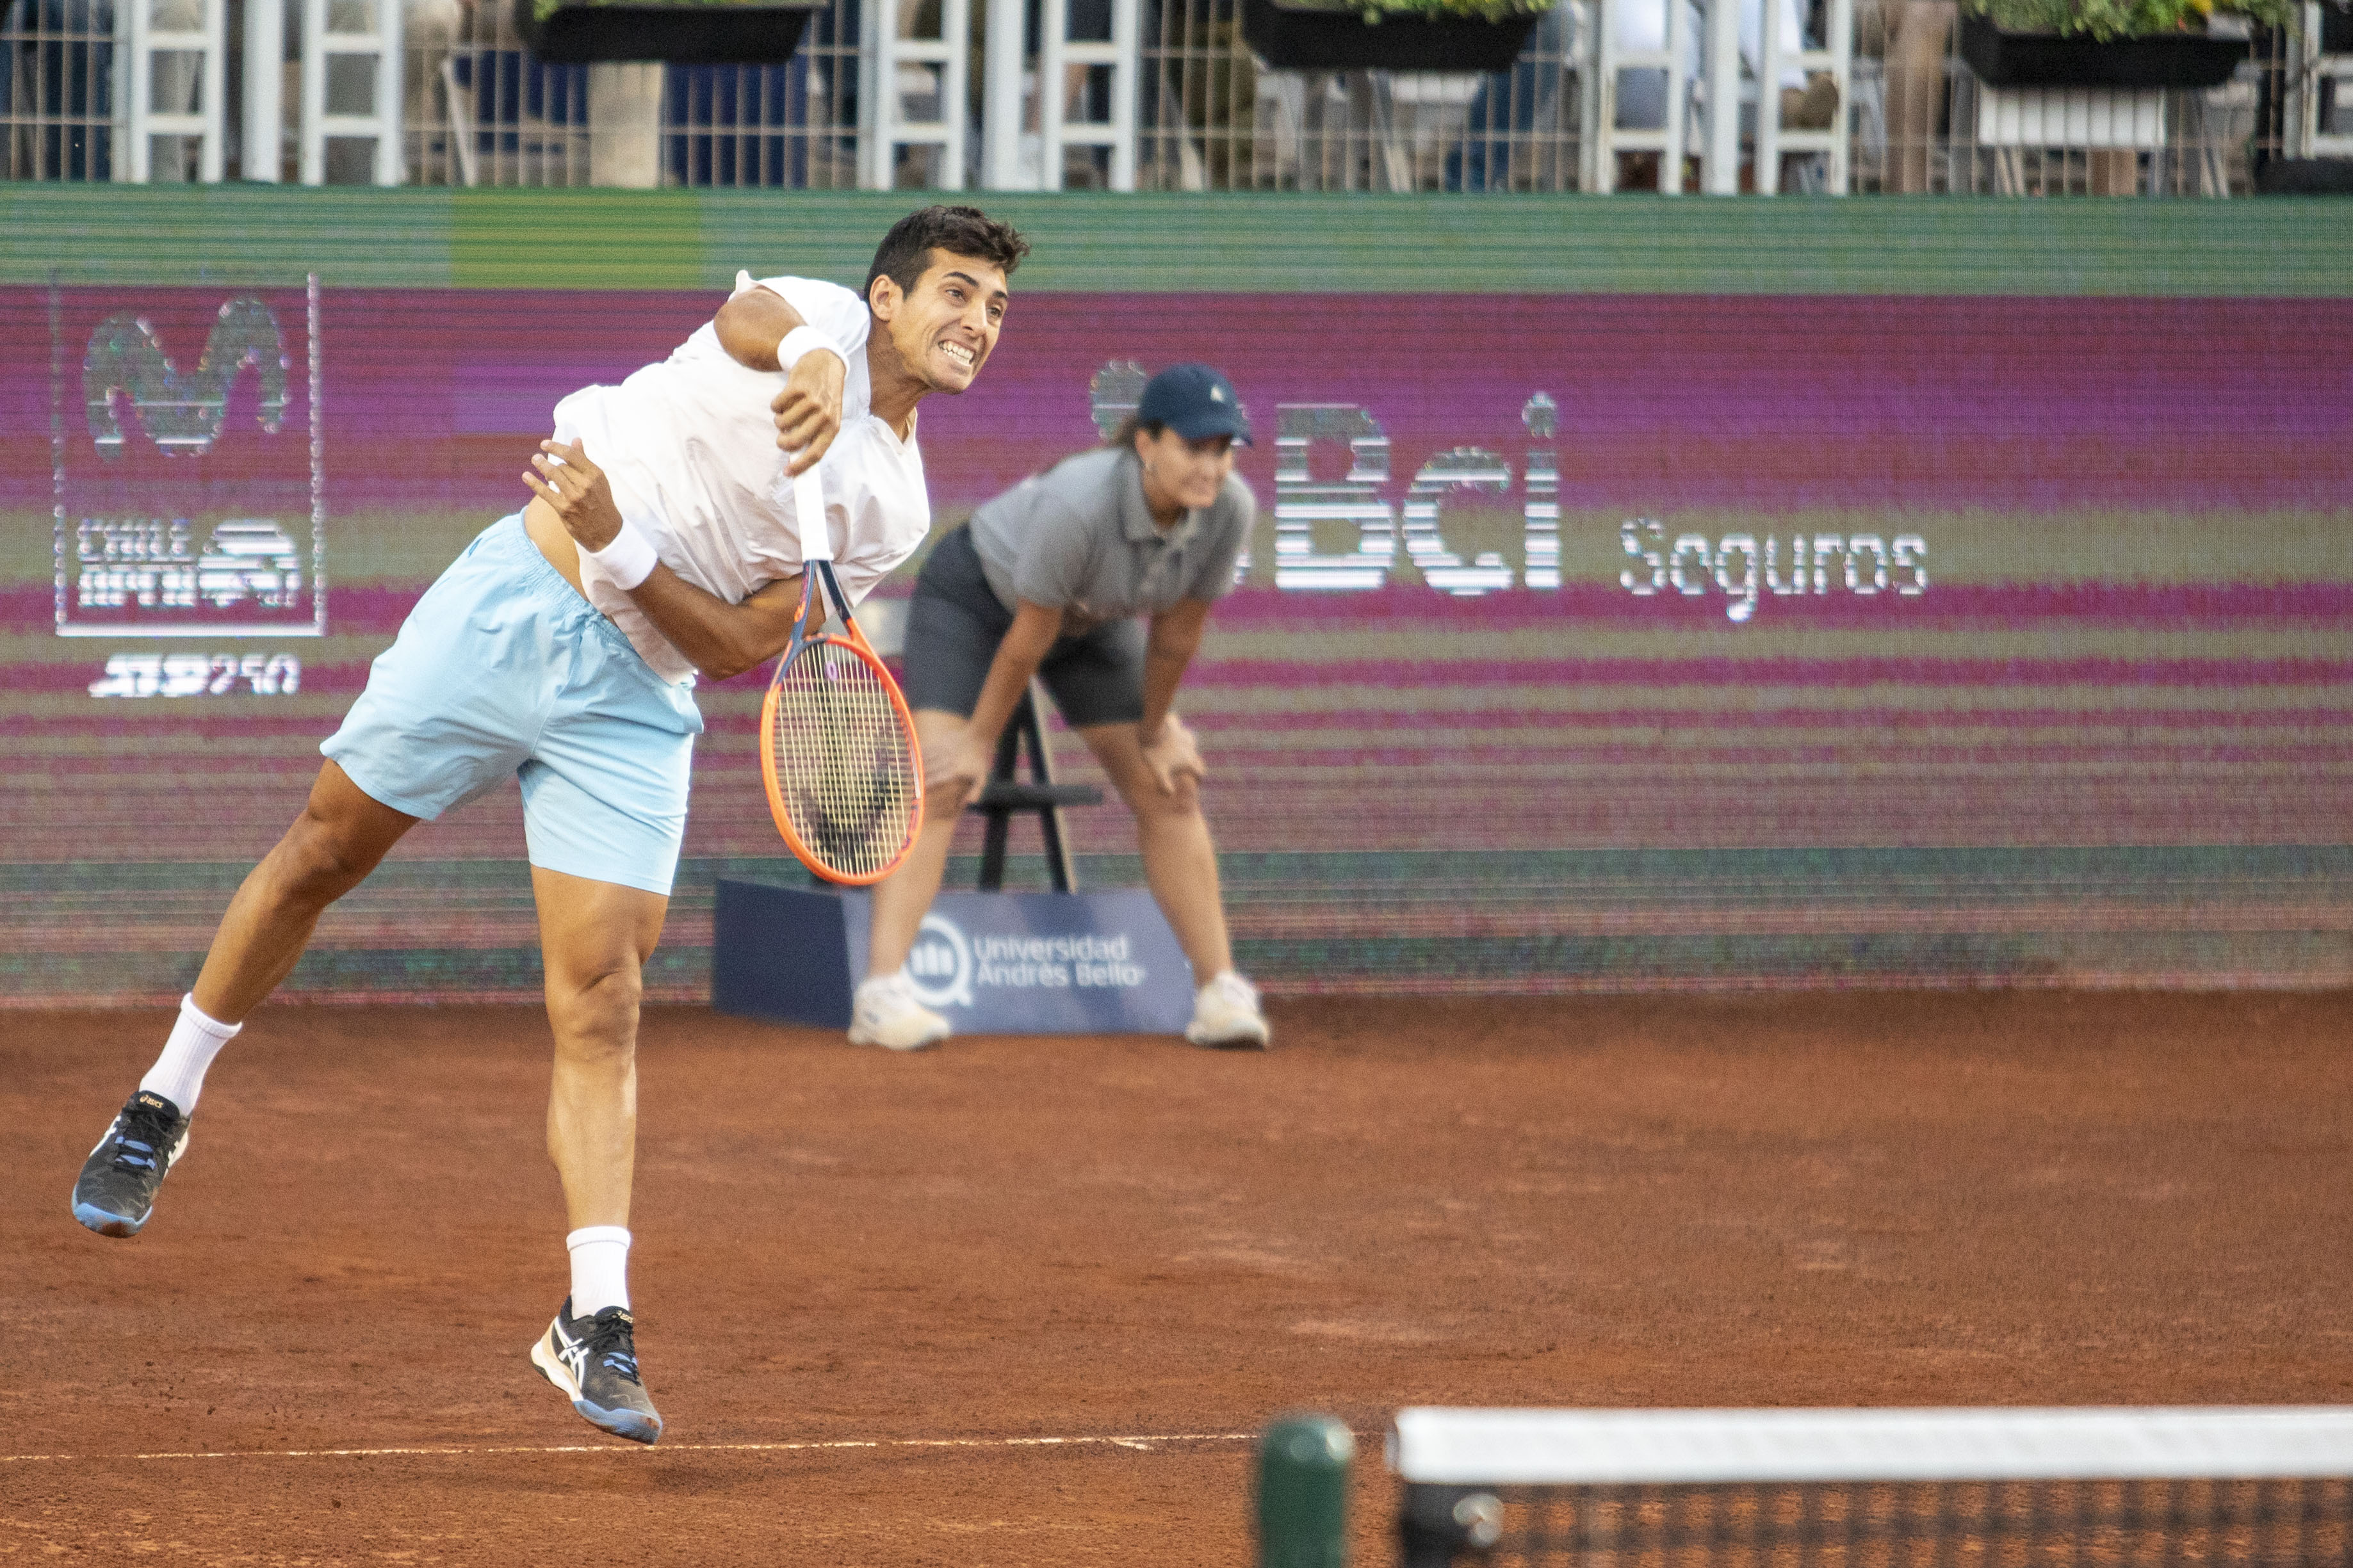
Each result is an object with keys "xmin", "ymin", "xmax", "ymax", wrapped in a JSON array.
[{"xmin": 322, "ymin": 513, "xmax": 703, "ymax": 896}]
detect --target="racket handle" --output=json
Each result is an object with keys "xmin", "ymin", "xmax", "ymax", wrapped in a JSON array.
[{"xmin": 795, "ymin": 461, "xmax": 832, "ymax": 564}]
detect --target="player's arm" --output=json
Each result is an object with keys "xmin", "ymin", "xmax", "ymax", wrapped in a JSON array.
[
  {"xmin": 714, "ymin": 284, "xmax": 845, "ymax": 477},
  {"xmin": 524, "ymin": 439, "xmax": 801, "ymax": 683},
  {"xmin": 624, "ymin": 569, "xmax": 804, "ymax": 683},
  {"xmin": 1137, "ymin": 597, "xmax": 1212, "ymax": 795},
  {"xmin": 935, "ymin": 601, "xmax": 1064, "ymax": 798},
  {"xmin": 1140, "ymin": 597, "xmax": 1209, "ymax": 740}
]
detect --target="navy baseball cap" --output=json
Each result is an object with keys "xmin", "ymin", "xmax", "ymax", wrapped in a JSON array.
[{"xmin": 1137, "ymin": 364, "xmax": 1251, "ymax": 444}]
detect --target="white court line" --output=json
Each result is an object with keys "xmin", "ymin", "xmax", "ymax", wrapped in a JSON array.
[{"xmin": 0, "ymin": 1432, "xmax": 1261, "ymax": 1464}]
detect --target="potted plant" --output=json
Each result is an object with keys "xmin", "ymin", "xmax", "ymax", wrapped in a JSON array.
[
  {"xmin": 1957, "ymin": 0, "xmax": 2287, "ymax": 88},
  {"xmin": 518, "ymin": 0, "xmax": 827, "ymax": 64},
  {"xmin": 1241, "ymin": 0, "xmax": 1552, "ymax": 74}
]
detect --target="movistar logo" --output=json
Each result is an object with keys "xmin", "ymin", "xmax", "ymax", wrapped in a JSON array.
[{"xmin": 85, "ymin": 298, "xmax": 289, "ymax": 460}]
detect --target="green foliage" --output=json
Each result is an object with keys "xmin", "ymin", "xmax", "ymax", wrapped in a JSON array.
[
  {"xmin": 1279, "ymin": 0, "xmax": 1556, "ymax": 22},
  {"xmin": 1962, "ymin": 0, "xmax": 2290, "ymax": 40}
]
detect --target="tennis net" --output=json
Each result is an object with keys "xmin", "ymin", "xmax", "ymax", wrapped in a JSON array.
[{"xmin": 1386, "ymin": 1407, "xmax": 2353, "ymax": 1567}]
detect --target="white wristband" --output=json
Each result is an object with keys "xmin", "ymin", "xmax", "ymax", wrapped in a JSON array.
[
  {"xmin": 587, "ymin": 519, "xmax": 660, "ymax": 590},
  {"xmin": 778, "ymin": 325, "xmax": 845, "ymax": 374}
]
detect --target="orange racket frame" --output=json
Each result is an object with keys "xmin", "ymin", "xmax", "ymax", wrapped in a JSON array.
[{"xmin": 758, "ymin": 464, "xmax": 925, "ymax": 885}]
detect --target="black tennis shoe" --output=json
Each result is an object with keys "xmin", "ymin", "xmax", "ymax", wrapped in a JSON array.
[
  {"xmin": 530, "ymin": 1297, "xmax": 664, "ymax": 1445},
  {"xmin": 71, "ymin": 1090, "xmax": 191, "ymax": 1238}
]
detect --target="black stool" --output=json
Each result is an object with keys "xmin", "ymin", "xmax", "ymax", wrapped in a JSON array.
[{"xmin": 967, "ymin": 681, "xmax": 1102, "ymax": 893}]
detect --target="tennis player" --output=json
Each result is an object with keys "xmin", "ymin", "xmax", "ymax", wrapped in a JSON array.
[
  {"xmin": 67, "ymin": 204, "xmax": 1030, "ymax": 1446},
  {"xmin": 851, "ymin": 363, "xmax": 1269, "ymax": 1053}
]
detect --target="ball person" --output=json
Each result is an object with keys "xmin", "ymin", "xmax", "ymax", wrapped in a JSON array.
[{"xmin": 851, "ymin": 364, "xmax": 1269, "ymax": 1052}]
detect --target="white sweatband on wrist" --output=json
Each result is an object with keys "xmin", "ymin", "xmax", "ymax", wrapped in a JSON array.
[
  {"xmin": 778, "ymin": 325, "xmax": 845, "ymax": 374},
  {"xmin": 587, "ymin": 519, "xmax": 660, "ymax": 590}
]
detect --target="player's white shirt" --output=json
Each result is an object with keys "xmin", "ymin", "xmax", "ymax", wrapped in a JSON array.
[{"xmin": 551, "ymin": 272, "xmax": 930, "ymax": 685}]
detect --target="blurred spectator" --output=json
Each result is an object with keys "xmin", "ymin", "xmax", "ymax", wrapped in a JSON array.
[
  {"xmin": 1446, "ymin": 1, "xmax": 1572, "ymax": 190},
  {"xmin": 1878, "ymin": 0, "xmax": 1952, "ymax": 191}
]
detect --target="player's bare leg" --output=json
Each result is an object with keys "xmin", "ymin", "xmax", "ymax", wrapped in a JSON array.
[
  {"xmin": 526, "ymin": 866, "xmax": 669, "ymax": 1444},
  {"xmin": 193, "ymin": 761, "xmax": 421, "ymax": 1022},
  {"xmin": 72, "ymin": 761, "xmax": 417, "ymax": 1238},
  {"xmin": 533, "ymin": 866, "xmax": 665, "ymax": 1231},
  {"xmin": 852, "ymin": 708, "xmax": 977, "ymax": 1050},
  {"xmin": 1078, "ymin": 721, "xmax": 1267, "ymax": 1048}
]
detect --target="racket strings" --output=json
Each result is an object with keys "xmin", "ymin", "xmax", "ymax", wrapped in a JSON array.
[{"xmin": 767, "ymin": 640, "xmax": 920, "ymax": 881}]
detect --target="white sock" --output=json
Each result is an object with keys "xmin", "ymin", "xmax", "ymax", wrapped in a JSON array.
[
  {"xmin": 138, "ymin": 994, "xmax": 242, "ymax": 1114},
  {"xmin": 567, "ymin": 1226, "xmax": 631, "ymax": 1316}
]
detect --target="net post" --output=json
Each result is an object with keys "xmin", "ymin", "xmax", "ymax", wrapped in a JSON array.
[{"xmin": 1258, "ymin": 1414, "xmax": 1353, "ymax": 1568}]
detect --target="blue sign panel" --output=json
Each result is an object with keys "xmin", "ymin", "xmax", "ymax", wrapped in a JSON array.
[
  {"xmin": 712, "ymin": 879, "xmax": 1196, "ymax": 1037},
  {"xmin": 710, "ymin": 879, "xmax": 854, "ymax": 1028}
]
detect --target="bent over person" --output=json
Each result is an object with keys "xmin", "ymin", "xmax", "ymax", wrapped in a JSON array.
[
  {"xmin": 69, "ymin": 205, "xmax": 1030, "ymax": 1445},
  {"xmin": 851, "ymin": 363, "xmax": 1269, "ymax": 1053}
]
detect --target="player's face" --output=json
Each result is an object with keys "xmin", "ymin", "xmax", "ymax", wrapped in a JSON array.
[
  {"xmin": 1136, "ymin": 427, "xmax": 1235, "ymax": 513},
  {"xmin": 879, "ymin": 250, "xmax": 1008, "ymax": 395}
]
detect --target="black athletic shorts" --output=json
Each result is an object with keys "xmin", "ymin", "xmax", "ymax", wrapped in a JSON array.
[{"xmin": 900, "ymin": 526, "xmax": 1147, "ymax": 728}]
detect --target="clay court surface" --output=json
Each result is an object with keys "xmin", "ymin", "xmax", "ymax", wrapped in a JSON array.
[{"xmin": 6, "ymin": 992, "xmax": 2351, "ymax": 1565}]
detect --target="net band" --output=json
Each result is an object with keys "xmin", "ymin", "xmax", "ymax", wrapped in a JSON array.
[
  {"xmin": 1390, "ymin": 1408, "xmax": 2353, "ymax": 1487},
  {"xmin": 1390, "ymin": 1409, "xmax": 2353, "ymax": 1568}
]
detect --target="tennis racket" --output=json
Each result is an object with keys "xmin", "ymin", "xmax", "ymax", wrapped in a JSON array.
[{"xmin": 759, "ymin": 462, "xmax": 925, "ymax": 884}]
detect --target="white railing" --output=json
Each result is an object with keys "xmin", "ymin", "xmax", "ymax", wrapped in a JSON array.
[
  {"xmin": 300, "ymin": 0, "xmax": 403, "ymax": 182},
  {"xmin": 0, "ymin": 0, "xmax": 2308, "ymax": 193},
  {"xmin": 2288, "ymin": 0, "xmax": 2351, "ymax": 159},
  {"xmin": 126, "ymin": 0, "xmax": 225, "ymax": 180},
  {"xmin": 1038, "ymin": 0, "xmax": 1140, "ymax": 187},
  {"xmin": 861, "ymin": 0, "xmax": 970, "ymax": 186}
]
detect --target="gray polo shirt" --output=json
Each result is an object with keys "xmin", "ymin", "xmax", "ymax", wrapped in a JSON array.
[{"xmin": 966, "ymin": 447, "xmax": 1253, "ymax": 629}]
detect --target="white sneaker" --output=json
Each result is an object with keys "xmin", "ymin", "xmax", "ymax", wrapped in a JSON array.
[
  {"xmin": 848, "ymin": 972, "xmax": 951, "ymax": 1051},
  {"xmin": 1185, "ymin": 971, "xmax": 1269, "ymax": 1049}
]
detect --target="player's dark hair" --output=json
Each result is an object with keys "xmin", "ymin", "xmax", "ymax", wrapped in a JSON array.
[
  {"xmin": 1105, "ymin": 414, "xmax": 1168, "ymax": 450},
  {"xmin": 865, "ymin": 206, "xmax": 1030, "ymax": 305}
]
